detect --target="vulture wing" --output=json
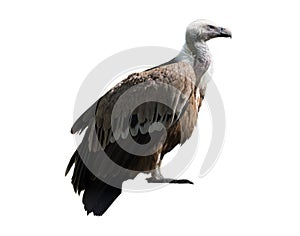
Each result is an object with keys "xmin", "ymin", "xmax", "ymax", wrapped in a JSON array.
[{"xmin": 70, "ymin": 61, "xmax": 197, "ymax": 154}]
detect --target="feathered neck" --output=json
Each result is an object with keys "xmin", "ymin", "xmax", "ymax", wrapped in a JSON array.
[
  {"xmin": 159, "ymin": 41, "xmax": 212, "ymax": 89},
  {"xmin": 175, "ymin": 42, "xmax": 212, "ymax": 86}
]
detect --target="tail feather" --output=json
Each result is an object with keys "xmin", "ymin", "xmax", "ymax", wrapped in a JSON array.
[
  {"xmin": 66, "ymin": 149, "xmax": 122, "ymax": 216},
  {"xmin": 65, "ymin": 151, "xmax": 76, "ymax": 176},
  {"xmin": 83, "ymin": 181, "xmax": 121, "ymax": 216},
  {"xmin": 65, "ymin": 150, "xmax": 86, "ymax": 194}
]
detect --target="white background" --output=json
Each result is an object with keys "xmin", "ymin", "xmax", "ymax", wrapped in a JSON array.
[{"xmin": 1, "ymin": 0, "xmax": 300, "ymax": 235}]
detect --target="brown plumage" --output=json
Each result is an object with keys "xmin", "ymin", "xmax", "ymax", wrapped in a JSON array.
[{"xmin": 65, "ymin": 19, "xmax": 231, "ymax": 216}]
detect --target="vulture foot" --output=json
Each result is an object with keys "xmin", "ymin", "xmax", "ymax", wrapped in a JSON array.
[{"xmin": 146, "ymin": 177, "xmax": 193, "ymax": 184}]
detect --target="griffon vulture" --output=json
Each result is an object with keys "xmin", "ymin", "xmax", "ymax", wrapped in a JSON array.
[{"xmin": 65, "ymin": 19, "xmax": 231, "ymax": 216}]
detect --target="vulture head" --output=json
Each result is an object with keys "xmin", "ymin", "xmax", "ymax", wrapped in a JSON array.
[{"xmin": 186, "ymin": 19, "xmax": 232, "ymax": 45}]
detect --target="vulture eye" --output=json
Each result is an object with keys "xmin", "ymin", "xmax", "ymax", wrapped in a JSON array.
[{"xmin": 207, "ymin": 25, "xmax": 215, "ymax": 30}]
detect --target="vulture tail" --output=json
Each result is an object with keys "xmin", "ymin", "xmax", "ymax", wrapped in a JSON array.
[
  {"xmin": 83, "ymin": 180, "xmax": 121, "ymax": 216},
  {"xmin": 65, "ymin": 149, "xmax": 122, "ymax": 216}
]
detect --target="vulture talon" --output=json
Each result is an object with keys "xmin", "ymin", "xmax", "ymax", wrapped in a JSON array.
[
  {"xmin": 169, "ymin": 179, "xmax": 194, "ymax": 184},
  {"xmin": 146, "ymin": 177, "xmax": 193, "ymax": 184}
]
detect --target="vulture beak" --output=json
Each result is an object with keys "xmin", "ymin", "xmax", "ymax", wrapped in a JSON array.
[{"xmin": 218, "ymin": 27, "xmax": 232, "ymax": 38}]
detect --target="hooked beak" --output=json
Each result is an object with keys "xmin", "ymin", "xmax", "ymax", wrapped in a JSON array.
[{"xmin": 218, "ymin": 27, "xmax": 232, "ymax": 38}]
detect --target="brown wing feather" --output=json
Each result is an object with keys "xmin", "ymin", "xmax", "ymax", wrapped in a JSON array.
[{"xmin": 70, "ymin": 62, "xmax": 197, "ymax": 152}]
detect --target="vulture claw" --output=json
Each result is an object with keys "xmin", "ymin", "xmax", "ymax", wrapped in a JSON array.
[
  {"xmin": 170, "ymin": 179, "xmax": 193, "ymax": 184},
  {"xmin": 146, "ymin": 177, "xmax": 193, "ymax": 184}
]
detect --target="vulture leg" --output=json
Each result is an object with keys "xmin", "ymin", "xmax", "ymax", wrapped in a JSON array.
[{"xmin": 146, "ymin": 166, "xmax": 193, "ymax": 184}]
